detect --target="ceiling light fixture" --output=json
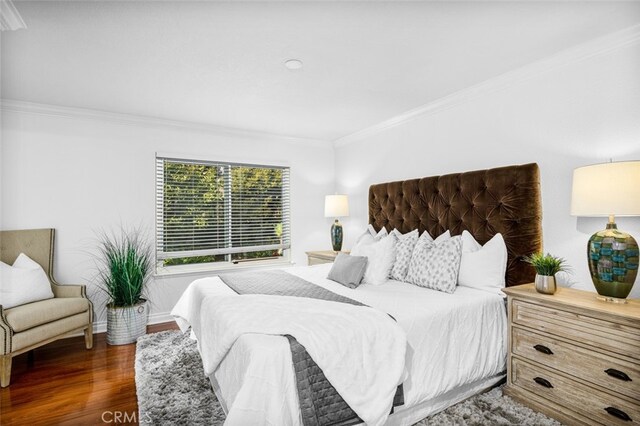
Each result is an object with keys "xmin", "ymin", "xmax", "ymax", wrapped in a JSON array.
[{"xmin": 284, "ymin": 59, "xmax": 303, "ymax": 70}]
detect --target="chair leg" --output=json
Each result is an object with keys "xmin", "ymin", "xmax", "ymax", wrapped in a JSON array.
[
  {"xmin": 1, "ymin": 355, "xmax": 12, "ymax": 388},
  {"xmin": 84, "ymin": 323, "xmax": 94, "ymax": 350}
]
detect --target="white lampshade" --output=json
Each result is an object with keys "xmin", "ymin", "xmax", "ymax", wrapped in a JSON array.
[
  {"xmin": 324, "ymin": 195, "xmax": 349, "ymax": 218},
  {"xmin": 571, "ymin": 161, "xmax": 640, "ymax": 217}
]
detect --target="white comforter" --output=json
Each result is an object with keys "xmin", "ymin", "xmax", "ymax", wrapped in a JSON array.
[
  {"xmin": 172, "ymin": 264, "xmax": 507, "ymax": 425},
  {"xmin": 193, "ymin": 293, "xmax": 407, "ymax": 426}
]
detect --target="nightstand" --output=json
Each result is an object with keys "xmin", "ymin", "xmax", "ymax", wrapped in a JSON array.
[
  {"xmin": 305, "ymin": 250, "xmax": 348, "ymax": 266},
  {"xmin": 502, "ymin": 284, "xmax": 640, "ymax": 426}
]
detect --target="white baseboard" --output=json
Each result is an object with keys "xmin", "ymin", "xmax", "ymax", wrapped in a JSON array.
[{"xmin": 91, "ymin": 311, "xmax": 175, "ymax": 334}]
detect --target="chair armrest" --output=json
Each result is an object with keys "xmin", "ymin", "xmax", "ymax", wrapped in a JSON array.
[
  {"xmin": 0, "ymin": 306, "xmax": 12, "ymax": 355},
  {"xmin": 51, "ymin": 282, "xmax": 87, "ymax": 299}
]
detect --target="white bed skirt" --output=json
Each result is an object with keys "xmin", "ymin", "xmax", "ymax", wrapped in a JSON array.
[
  {"xmin": 209, "ymin": 371, "xmax": 505, "ymax": 425},
  {"xmin": 385, "ymin": 373, "xmax": 505, "ymax": 425}
]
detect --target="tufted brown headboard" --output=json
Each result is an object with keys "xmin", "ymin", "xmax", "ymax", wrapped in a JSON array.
[{"xmin": 368, "ymin": 163, "xmax": 542, "ymax": 287}]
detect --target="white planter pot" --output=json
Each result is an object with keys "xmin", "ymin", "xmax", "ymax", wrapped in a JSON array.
[{"xmin": 106, "ymin": 299, "xmax": 149, "ymax": 345}]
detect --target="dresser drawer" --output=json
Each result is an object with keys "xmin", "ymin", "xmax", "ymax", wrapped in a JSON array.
[
  {"xmin": 513, "ymin": 326, "xmax": 640, "ymax": 401},
  {"xmin": 512, "ymin": 358, "xmax": 640, "ymax": 425},
  {"xmin": 512, "ymin": 299, "xmax": 640, "ymax": 360}
]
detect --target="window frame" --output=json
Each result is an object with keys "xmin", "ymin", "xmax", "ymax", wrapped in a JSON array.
[{"xmin": 155, "ymin": 154, "xmax": 292, "ymax": 275}]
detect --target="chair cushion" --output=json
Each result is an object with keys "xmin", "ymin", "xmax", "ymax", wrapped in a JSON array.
[
  {"xmin": 10, "ymin": 312, "xmax": 90, "ymax": 353},
  {"xmin": 5, "ymin": 298, "xmax": 90, "ymax": 332}
]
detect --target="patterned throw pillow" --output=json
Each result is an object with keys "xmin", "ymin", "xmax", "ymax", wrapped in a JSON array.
[
  {"xmin": 389, "ymin": 229, "xmax": 419, "ymax": 281},
  {"xmin": 405, "ymin": 232, "xmax": 435, "ymax": 282},
  {"xmin": 422, "ymin": 229, "xmax": 451, "ymax": 244},
  {"xmin": 405, "ymin": 235, "xmax": 463, "ymax": 294}
]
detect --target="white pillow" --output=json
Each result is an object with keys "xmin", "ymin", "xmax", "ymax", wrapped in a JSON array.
[
  {"xmin": 374, "ymin": 227, "xmax": 388, "ymax": 241},
  {"xmin": 405, "ymin": 235, "xmax": 463, "ymax": 293},
  {"xmin": 457, "ymin": 231, "xmax": 508, "ymax": 290},
  {"xmin": 389, "ymin": 229, "xmax": 419, "ymax": 281},
  {"xmin": 461, "ymin": 230, "xmax": 482, "ymax": 253},
  {"xmin": 356, "ymin": 225, "xmax": 388, "ymax": 245},
  {"xmin": 0, "ymin": 253, "xmax": 55, "ymax": 309},
  {"xmin": 351, "ymin": 234, "xmax": 396, "ymax": 285}
]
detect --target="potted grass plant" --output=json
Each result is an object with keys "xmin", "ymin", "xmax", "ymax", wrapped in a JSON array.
[
  {"xmin": 524, "ymin": 252, "xmax": 569, "ymax": 295},
  {"xmin": 95, "ymin": 228, "xmax": 152, "ymax": 345}
]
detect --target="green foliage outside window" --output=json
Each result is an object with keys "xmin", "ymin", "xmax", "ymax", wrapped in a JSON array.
[{"xmin": 160, "ymin": 161, "xmax": 287, "ymax": 266}]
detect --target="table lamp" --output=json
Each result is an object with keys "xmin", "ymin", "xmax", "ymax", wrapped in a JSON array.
[
  {"xmin": 324, "ymin": 195, "xmax": 349, "ymax": 252},
  {"xmin": 571, "ymin": 160, "xmax": 640, "ymax": 302}
]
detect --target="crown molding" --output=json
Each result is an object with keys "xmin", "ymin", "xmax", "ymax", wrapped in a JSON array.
[
  {"xmin": 0, "ymin": 0, "xmax": 26, "ymax": 31},
  {"xmin": 334, "ymin": 23, "xmax": 640, "ymax": 148},
  {"xmin": 0, "ymin": 99, "xmax": 330, "ymax": 147}
]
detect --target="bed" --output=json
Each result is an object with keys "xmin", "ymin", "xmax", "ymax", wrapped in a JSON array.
[{"xmin": 172, "ymin": 162, "xmax": 543, "ymax": 425}]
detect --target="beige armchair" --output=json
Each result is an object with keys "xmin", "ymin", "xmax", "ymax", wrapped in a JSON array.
[{"xmin": 0, "ymin": 229, "xmax": 93, "ymax": 387}]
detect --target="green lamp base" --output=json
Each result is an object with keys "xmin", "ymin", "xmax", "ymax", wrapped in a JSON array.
[
  {"xmin": 588, "ymin": 219, "xmax": 638, "ymax": 302},
  {"xmin": 330, "ymin": 219, "xmax": 343, "ymax": 252}
]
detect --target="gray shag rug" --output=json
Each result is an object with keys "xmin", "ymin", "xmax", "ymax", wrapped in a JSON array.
[{"xmin": 135, "ymin": 331, "xmax": 560, "ymax": 425}]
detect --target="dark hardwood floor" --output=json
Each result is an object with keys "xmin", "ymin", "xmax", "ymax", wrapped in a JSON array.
[{"xmin": 0, "ymin": 322, "xmax": 179, "ymax": 425}]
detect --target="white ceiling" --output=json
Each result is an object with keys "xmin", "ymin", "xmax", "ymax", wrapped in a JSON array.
[{"xmin": 2, "ymin": 1, "xmax": 640, "ymax": 141}]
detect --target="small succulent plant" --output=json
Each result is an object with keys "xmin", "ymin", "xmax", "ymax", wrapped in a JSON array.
[{"xmin": 524, "ymin": 252, "xmax": 569, "ymax": 276}]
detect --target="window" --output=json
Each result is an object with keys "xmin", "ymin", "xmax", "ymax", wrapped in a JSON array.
[{"xmin": 155, "ymin": 156, "xmax": 290, "ymax": 271}]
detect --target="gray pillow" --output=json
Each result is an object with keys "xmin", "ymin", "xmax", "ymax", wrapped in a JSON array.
[{"xmin": 327, "ymin": 253, "xmax": 368, "ymax": 289}]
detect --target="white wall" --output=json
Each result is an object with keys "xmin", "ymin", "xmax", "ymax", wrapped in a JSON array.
[
  {"xmin": 2, "ymin": 29, "xmax": 639, "ymax": 329},
  {"xmin": 0, "ymin": 110, "xmax": 334, "ymax": 325},
  {"xmin": 335, "ymin": 42, "xmax": 640, "ymax": 298}
]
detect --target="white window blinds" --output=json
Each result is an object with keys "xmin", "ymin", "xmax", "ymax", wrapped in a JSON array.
[{"xmin": 156, "ymin": 157, "xmax": 290, "ymax": 267}]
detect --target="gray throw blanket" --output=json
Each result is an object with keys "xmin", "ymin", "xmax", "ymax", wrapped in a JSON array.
[{"xmin": 219, "ymin": 270, "xmax": 404, "ymax": 426}]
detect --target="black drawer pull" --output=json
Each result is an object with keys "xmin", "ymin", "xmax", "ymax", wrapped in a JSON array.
[
  {"xmin": 605, "ymin": 407, "xmax": 632, "ymax": 422},
  {"xmin": 533, "ymin": 377, "xmax": 553, "ymax": 388},
  {"xmin": 533, "ymin": 344, "xmax": 553, "ymax": 355},
  {"xmin": 605, "ymin": 368, "xmax": 632, "ymax": 382}
]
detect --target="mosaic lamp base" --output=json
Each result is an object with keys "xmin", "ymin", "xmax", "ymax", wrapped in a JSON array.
[{"xmin": 588, "ymin": 219, "xmax": 638, "ymax": 303}]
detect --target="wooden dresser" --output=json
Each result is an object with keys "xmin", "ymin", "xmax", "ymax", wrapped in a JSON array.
[{"xmin": 502, "ymin": 284, "xmax": 640, "ymax": 426}]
